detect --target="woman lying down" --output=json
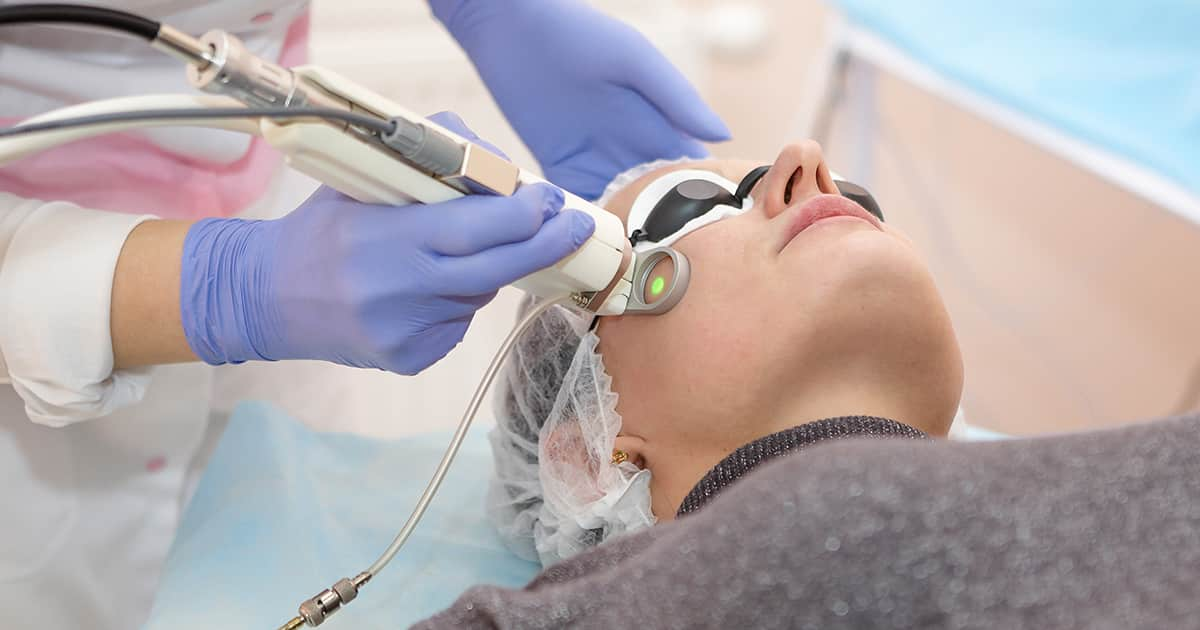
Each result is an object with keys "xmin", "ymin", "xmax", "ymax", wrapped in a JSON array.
[
  {"xmin": 491, "ymin": 140, "xmax": 963, "ymax": 562},
  {"xmin": 414, "ymin": 143, "xmax": 1200, "ymax": 629}
]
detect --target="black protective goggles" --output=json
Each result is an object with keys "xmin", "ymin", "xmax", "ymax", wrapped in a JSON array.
[{"xmin": 629, "ymin": 165, "xmax": 884, "ymax": 246}]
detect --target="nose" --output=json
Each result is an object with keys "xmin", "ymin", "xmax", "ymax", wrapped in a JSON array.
[{"xmin": 758, "ymin": 140, "xmax": 840, "ymax": 219}]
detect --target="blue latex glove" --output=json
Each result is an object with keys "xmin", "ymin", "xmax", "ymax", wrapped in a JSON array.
[
  {"xmin": 180, "ymin": 112, "xmax": 595, "ymax": 375},
  {"xmin": 430, "ymin": 0, "xmax": 731, "ymax": 200}
]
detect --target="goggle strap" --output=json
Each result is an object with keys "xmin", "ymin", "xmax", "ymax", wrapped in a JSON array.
[{"xmin": 735, "ymin": 165, "xmax": 772, "ymax": 203}]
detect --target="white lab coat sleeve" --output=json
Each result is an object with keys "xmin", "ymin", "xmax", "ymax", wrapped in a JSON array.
[{"xmin": 0, "ymin": 192, "xmax": 157, "ymax": 427}]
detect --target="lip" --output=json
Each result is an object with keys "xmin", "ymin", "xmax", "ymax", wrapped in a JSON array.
[{"xmin": 779, "ymin": 194, "xmax": 883, "ymax": 251}]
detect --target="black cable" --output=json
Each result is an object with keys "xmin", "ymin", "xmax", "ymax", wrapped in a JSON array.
[
  {"xmin": 0, "ymin": 107, "xmax": 397, "ymax": 139},
  {"xmin": 0, "ymin": 4, "xmax": 160, "ymax": 40}
]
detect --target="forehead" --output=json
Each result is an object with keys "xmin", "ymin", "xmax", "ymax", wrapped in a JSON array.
[{"xmin": 601, "ymin": 159, "xmax": 763, "ymax": 225}]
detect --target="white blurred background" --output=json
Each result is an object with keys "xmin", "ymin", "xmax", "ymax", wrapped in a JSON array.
[{"xmin": 214, "ymin": 0, "xmax": 1200, "ymax": 439}]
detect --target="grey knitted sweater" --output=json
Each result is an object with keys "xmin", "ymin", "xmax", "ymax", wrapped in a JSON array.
[{"xmin": 413, "ymin": 413, "xmax": 1200, "ymax": 629}]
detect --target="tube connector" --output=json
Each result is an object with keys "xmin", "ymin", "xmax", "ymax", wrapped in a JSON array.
[
  {"xmin": 184, "ymin": 29, "xmax": 351, "ymax": 116},
  {"xmin": 289, "ymin": 572, "xmax": 372, "ymax": 627}
]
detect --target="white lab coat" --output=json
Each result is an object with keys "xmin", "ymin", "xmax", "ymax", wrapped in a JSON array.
[{"xmin": 0, "ymin": 2, "xmax": 313, "ymax": 628}]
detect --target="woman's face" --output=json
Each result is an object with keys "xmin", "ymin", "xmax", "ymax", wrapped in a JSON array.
[{"xmin": 597, "ymin": 142, "xmax": 963, "ymax": 499}]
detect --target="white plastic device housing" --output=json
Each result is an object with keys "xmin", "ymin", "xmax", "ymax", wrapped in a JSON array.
[{"xmin": 263, "ymin": 66, "xmax": 633, "ymax": 313}]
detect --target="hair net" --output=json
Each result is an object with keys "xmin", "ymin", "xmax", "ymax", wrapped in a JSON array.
[
  {"xmin": 487, "ymin": 298, "xmax": 654, "ymax": 566},
  {"xmin": 487, "ymin": 159, "xmax": 703, "ymax": 564}
]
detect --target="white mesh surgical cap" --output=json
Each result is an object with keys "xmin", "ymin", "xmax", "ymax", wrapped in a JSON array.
[
  {"xmin": 488, "ymin": 159, "xmax": 706, "ymax": 565},
  {"xmin": 594, "ymin": 156, "xmax": 706, "ymax": 207},
  {"xmin": 488, "ymin": 298, "xmax": 654, "ymax": 566}
]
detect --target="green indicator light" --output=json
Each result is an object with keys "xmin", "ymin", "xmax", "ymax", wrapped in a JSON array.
[{"xmin": 650, "ymin": 276, "xmax": 666, "ymax": 296}]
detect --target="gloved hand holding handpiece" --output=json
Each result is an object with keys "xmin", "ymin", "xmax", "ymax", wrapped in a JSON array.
[
  {"xmin": 179, "ymin": 0, "xmax": 733, "ymax": 376},
  {"xmin": 180, "ymin": 113, "xmax": 595, "ymax": 375}
]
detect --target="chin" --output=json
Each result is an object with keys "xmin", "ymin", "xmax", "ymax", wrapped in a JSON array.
[
  {"xmin": 790, "ymin": 228, "xmax": 931, "ymax": 300},
  {"xmin": 788, "ymin": 230, "xmax": 962, "ymax": 414}
]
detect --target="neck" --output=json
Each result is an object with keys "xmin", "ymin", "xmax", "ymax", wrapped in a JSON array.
[{"xmin": 645, "ymin": 378, "xmax": 947, "ymax": 521}]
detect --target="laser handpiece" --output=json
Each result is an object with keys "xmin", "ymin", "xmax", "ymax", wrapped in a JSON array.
[
  {"xmin": 148, "ymin": 24, "xmax": 665, "ymax": 318},
  {"xmin": 0, "ymin": 8, "xmax": 680, "ymax": 318}
]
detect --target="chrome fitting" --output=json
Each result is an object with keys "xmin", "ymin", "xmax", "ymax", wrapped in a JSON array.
[
  {"xmin": 294, "ymin": 573, "xmax": 372, "ymax": 627},
  {"xmin": 185, "ymin": 29, "xmax": 350, "ymax": 116}
]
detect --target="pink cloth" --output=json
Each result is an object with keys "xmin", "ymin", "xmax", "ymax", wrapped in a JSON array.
[{"xmin": 0, "ymin": 14, "xmax": 310, "ymax": 220}]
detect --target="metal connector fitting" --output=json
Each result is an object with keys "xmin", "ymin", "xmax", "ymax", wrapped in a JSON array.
[
  {"xmin": 293, "ymin": 573, "xmax": 372, "ymax": 627},
  {"xmin": 185, "ymin": 29, "xmax": 350, "ymax": 116}
]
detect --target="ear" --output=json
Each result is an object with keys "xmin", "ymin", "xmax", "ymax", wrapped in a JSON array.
[{"xmin": 613, "ymin": 434, "xmax": 648, "ymax": 468}]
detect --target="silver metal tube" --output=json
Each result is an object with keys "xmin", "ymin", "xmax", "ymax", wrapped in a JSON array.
[
  {"xmin": 363, "ymin": 296, "xmax": 567, "ymax": 577},
  {"xmin": 150, "ymin": 24, "xmax": 213, "ymax": 68}
]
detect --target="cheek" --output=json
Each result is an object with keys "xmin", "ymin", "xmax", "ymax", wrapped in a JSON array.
[
  {"xmin": 598, "ymin": 225, "xmax": 774, "ymax": 427},
  {"xmin": 774, "ymin": 227, "xmax": 949, "ymax": 352},
  {"xmin": 600, "ymin": 311, "xmax": 768, "ymax": 443},
  {"xmin": 657, "ymin": 224, "xmax": 768, "ymax": 358}
]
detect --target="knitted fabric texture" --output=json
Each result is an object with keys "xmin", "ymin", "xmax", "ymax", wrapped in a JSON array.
[{"xmin": 677, "ymin": 415, "xmax": 926, "ymax": 516}]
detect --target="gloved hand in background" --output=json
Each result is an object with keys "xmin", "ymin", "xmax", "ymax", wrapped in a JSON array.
[
  {"xmin": 430, "ymin": 0, "xmax": 731, "ymax": 200},
  {"xmin": 180, "ymin": 112, "xmax": 594, "ymax": 375}
]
